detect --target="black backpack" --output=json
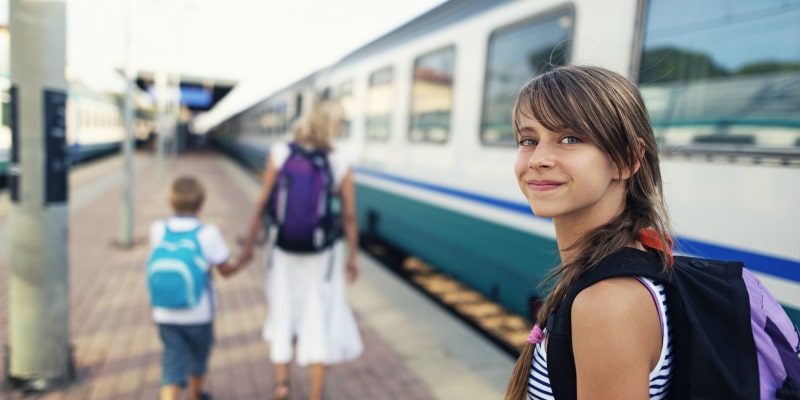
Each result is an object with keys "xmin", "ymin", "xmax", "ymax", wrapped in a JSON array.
[{"xmin": 546, "ymin": 247, "xmax": 800, "ymax": 400}]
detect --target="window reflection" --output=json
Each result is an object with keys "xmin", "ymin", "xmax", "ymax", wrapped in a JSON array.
[
  {"xmin": 337, "ymin": 80, "xmax": 354, "ymax": 139},
  {"xmin": 366, "ymin": 67, "xmax": 394, "ymax": 141},
  {"xmin": 480, "ymin": 9, "xmax": 574, "ymax": 146},
  {"xmin": 639, "ymin": 0, "xmax": 800, "ymax": 150},
  {"xmin": 409, "ymin": 46, "xmax": 455, "ymax": 143}
]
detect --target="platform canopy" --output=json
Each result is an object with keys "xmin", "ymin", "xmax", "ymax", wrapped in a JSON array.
[{"xmin": 135, "ymin": 70, "xmax": 236, "ymax": 112}]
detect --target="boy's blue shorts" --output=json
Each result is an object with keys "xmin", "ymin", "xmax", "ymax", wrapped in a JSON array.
[{"xmin": 158, "ymin": 323, "xmax": 214, "ymax": 386}]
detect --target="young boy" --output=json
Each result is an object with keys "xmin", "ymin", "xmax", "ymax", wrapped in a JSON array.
[{"xmin": 148, "ymin": 176, "xmax": 246, "ymax": 400}]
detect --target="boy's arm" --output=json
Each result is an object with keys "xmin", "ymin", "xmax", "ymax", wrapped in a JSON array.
[{"xmin": 215, "ymin": 256, "xmax": 245, "ymax": 277}]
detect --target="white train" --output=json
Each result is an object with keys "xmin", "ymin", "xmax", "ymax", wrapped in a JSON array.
[{"xmin": 209, "ymin": 0, "xmax": 800, "ymax": 324}]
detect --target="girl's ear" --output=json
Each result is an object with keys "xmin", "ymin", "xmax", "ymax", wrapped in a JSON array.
[{"xmin": 618, "ymin": 138, "xmax": 644, "ymax": 180}]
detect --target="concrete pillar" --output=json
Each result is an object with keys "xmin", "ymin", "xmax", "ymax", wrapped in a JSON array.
[{"xmin": 6, "ymin": 0, "xmax": 73, "ymax": 390}]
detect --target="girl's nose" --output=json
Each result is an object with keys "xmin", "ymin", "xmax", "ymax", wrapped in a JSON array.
[{"xmin": 528, "ymin": 144, "xmax": 555, "ymax": 169}]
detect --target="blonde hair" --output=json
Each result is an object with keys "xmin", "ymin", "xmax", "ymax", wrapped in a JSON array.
[
  {"xmin": 505, "ymin": 65, "xmax": 673, "ymax": 399},
  {"xmin": 169, "ymin": 176, "xmax": 205, "ymax": 214},
  {"xmin": 291, "ymin": 100, "xmax": 343, "ymax": 151}
]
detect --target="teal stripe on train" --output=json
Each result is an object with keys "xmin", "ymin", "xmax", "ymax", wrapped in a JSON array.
[
  {"xmin": 356, "ymin": 183, "xmax": 558, "ymax": 319},
  {"xmin": 355, "ymin": 183, "xmax": 800, "ymax": 327}
]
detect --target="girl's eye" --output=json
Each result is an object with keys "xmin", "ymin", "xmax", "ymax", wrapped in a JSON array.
[
  {"xmin": 518, "ymin": 138, "xmax": 537, "ymax": 146},
  {"xmin": 561, "ymin": 136, "xmax": 581, "ymax": 144}
]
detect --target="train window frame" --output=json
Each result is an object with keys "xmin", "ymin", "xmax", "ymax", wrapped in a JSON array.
[
  {"xmin": 637, "ymin": 0, "xmax": 800, "ymax": 165},
  {"xmin": 365, "ymin": 66, "xmax": 395, "ymax": 142},
  {"xmin": 478, "ymin": 5, "xmax": 576, "ymax": 147},
  {"xmin": 408, "ymin": 44, "xmax": 456, "ymax": 145},
  {"xmin": 336, "ymin": 79, "xmax": 355, "ymax": 140}
]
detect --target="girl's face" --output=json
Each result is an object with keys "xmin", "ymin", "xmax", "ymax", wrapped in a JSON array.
[{"xmin": 514, "ymin": 113, "xmax": 628, "ymax": 230}]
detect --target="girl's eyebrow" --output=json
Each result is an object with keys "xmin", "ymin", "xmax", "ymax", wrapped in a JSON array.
[{"xmin": 515, "ymin": 126, "xmax": 535, "ymax": 139}]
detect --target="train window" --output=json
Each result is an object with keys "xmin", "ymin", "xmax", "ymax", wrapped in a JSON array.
[
  {"xmin": 337, "ymin": 80, "xmax": 354, "ymax": 139},
  {"xmin": 2, "ymin": 93, "xmax": 10, "ymax": 128},
  {"xmin": 409, "ymin": 45, "xmax": 455, "ymax": 144},
  {"xmin": 260, "ymin": 113, "xmax": 270, "ymax": 135},
  {"xmin": 480, "ymin": 8, "xmax": 574, "ymax": 146},
  {"xmin": 639, "ymin": 0, "xmax": 800, "ymax": 154},
  {"xmin": 366, "ymin": 66, "xmax": 394, "ymax": 141},
  {"xmin": 294, "ymin": 94, "xmax": 303, "ymax": 119}
]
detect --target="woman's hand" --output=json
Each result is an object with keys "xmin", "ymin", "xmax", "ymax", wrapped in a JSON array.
[
  {"xmin": 346, "ymin": 255, "xmax": 359, "ymax": 283},
  {"xmin": 239, "ymin": 242, "xmax": 255, "ymax": 267}
]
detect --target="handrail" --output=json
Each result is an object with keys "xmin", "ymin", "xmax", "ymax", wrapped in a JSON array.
[{"xmin": 659, "ymin": 144, "xmax": 800, "ymax": 167}]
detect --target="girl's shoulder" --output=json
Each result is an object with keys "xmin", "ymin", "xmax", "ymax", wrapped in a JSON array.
[{"xmin": 572, "ymin": 276, "xmax": 654, "ymax": 319}]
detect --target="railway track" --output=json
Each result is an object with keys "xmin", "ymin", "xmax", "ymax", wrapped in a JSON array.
[{"xmin": 360, "ymin": 232, "xmax": 531, "ymax": 358}]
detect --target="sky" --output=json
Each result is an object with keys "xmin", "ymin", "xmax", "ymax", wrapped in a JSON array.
[{"xmin": 2, "ymin": 0, "xmax": 447, "ymax": 129}]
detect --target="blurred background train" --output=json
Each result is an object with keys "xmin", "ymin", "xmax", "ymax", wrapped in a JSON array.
[
  {"xmin": 206, "ymin": 0, "xmax": 800, "ymax": 325},
  {"xmin": 0, "ymin": 24, "xmax": 156, "ymax": 187}
]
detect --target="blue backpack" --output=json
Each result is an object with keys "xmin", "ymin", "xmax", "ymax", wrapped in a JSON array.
[
  {"xmin": 268, "ymin": 142, "xmax": 340, "ymax": 253},
  {"xmin": 146, "ymin": 225, "xmax": 208, "ymax": 309},
  {"xmin": 546, "ymin": 247, "xmax": 800, "ymax": 400}
]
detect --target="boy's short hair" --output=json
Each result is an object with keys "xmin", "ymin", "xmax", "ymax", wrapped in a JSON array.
[{"xmin": 169, "ymin": 176, "xmax": 205, "ymax": 214}]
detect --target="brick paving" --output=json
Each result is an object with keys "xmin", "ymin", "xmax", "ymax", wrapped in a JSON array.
[{"xmin": 0, "ymin": 152, "xmax": 453, "ymax": 400}]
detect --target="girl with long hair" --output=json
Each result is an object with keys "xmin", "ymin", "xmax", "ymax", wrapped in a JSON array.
[{"xmin": 505, "ymin": 65, "xmax": 674, "ymax": 400}]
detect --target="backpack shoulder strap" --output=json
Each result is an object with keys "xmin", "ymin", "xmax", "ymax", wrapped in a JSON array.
[
  {"xmin": 547, "ymin": 248, "xmax": 667, "ymax": 336},
  {"xmin": 162, "ymin": 220, "xmax": 173, "ymax": 236},
  {"xmin": 546, "ymin": 248, "xmax": 666, "ymax": 400}
]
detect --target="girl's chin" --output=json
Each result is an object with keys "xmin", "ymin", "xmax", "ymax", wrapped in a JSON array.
[{"xmin": 528, "ymin": 206, "xmax": 556, "ymax": 219}]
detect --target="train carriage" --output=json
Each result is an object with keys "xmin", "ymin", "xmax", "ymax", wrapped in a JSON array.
[{"xmin": 209, "ymin": 0, "xmax": 800, "ymax": 325}]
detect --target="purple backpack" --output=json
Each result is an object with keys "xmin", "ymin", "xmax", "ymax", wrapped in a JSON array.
[
  {"xmin": 268, "ymin": 142, "xmax": 339, "ymax": 253},
  {"xmin": 546, "ymin": 247, "xmax": 800, "ymax": 400},
  {"xmin": 744, "ymin": 268, "xmax": 800, "ymax": 399}
]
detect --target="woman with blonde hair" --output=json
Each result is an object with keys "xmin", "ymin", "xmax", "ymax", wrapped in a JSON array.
[{"xmin": 241, "ymin": 97, "xmax": 362, "ymax": 400}]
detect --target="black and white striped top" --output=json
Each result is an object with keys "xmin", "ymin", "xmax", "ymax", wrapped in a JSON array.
[{"xmin": 528, "ymin": 277, "xmax": 673, "ymax": 400}]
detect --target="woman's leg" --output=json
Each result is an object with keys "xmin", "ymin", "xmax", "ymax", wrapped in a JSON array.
[
  {"xmin": 272, "ymin": 362, "xmax": 290, "ymax": 399},
  {"xmin": 308, "ymin": 363, "xmax": 326, "ymax": 400}
]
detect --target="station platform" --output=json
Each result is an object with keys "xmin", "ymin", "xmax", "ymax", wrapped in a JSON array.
[{"xmin": 0, "ymin": 151, "xmax": 515, "ymax": 400}]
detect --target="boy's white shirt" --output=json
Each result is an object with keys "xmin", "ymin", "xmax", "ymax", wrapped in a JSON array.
[{"xmin": 149, "ymin": 216, "xmax": 231, "ymax": 325}]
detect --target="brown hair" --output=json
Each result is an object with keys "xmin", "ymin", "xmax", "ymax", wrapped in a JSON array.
[
  {"xmin": 169, "ymin": 176, "xmax": 205, "ymax": 214},
  {"xmin": 292, "ymin": 99, "xmax": 343, "ymax": 151},
  {"xmin": 505, "ymin": 65, "xmax": 673, "ymax": 399}
]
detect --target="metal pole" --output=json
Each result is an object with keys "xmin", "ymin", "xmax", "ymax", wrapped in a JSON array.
[
  {"xmin": 119, "ymin": 0, "xmax": 136, "ymax": 247},
  {"xmin": 155, "ymin": 69, "xmax": 168, "ymax": 175},
  {"xmin": 7, "ymin": 0, "xmax": 72, "ymax": 390}
]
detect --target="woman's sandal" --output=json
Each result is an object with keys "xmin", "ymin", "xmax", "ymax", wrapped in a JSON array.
[{"xmin": 271, "ymin": 380, "xmax": 290, "ymax": 400}]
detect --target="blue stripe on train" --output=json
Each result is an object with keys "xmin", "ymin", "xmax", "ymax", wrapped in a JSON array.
[
  {"xmin": 675, "ymin": 238, "xmax": 800, "ymax": 283},
  {"xmin": 355, "ymin": 167, "xmax": 800, "ymax": 283},
  {"xmin": 356, "ymin": 167, "xmax": 538, "ymax": 216}
]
